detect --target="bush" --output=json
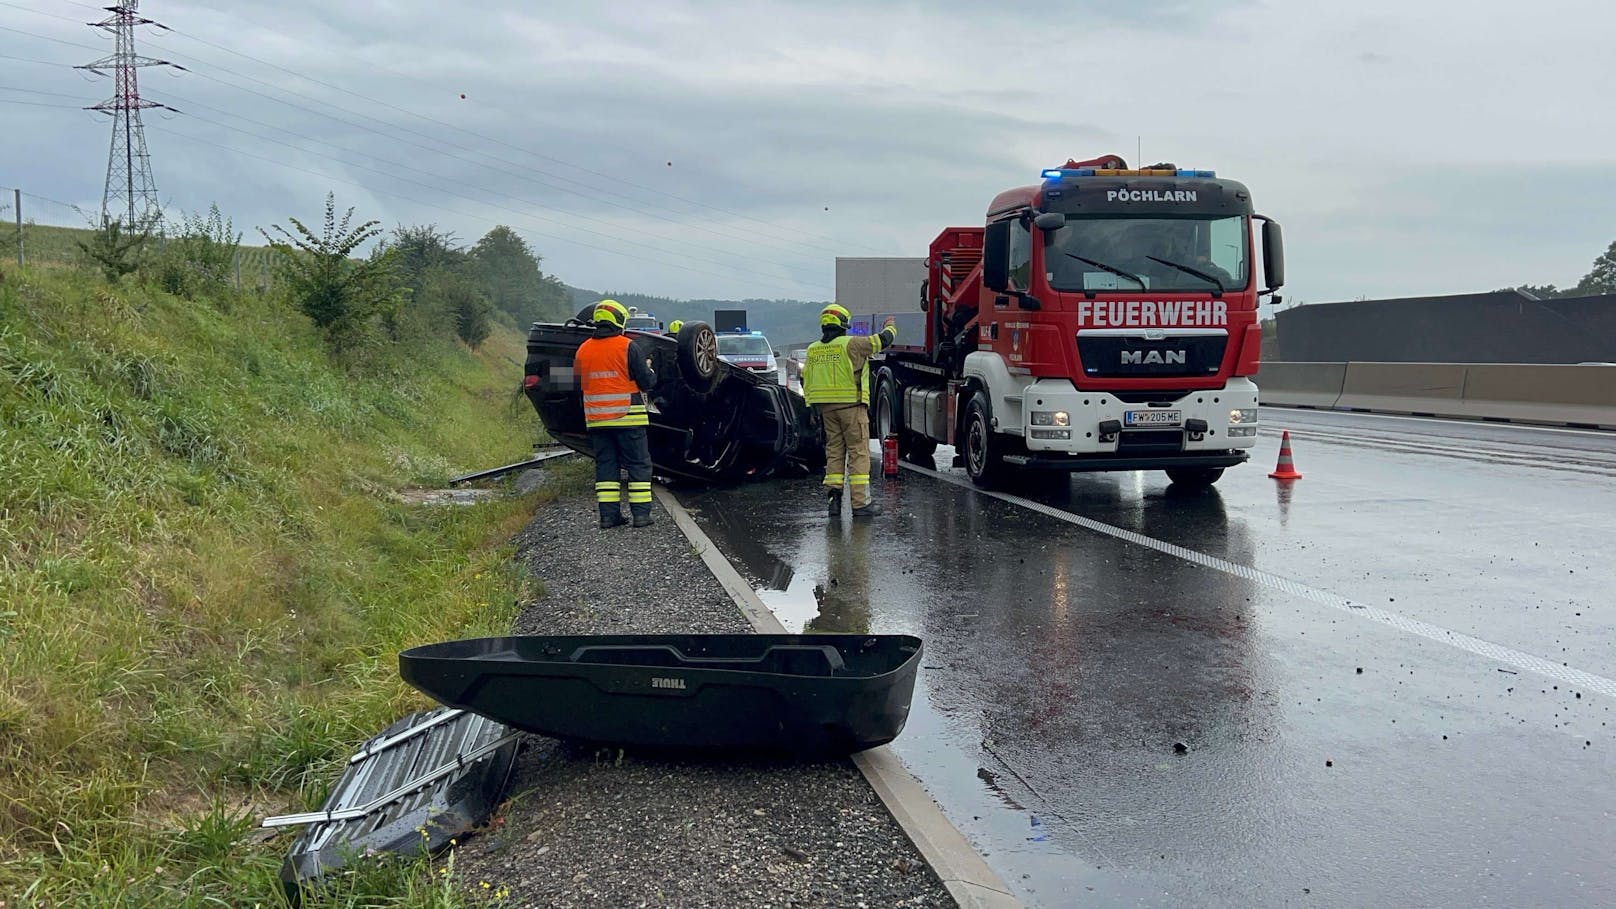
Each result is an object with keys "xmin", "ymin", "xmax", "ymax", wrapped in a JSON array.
[
  {"xmin": 150, "ymin": 205, "xmax": 242, "ymax": 301},
  {"xmin": 76, "ymin": 217, "xmax": 151, "ymax": 282},
  {"xmin": 261, "ymin": 194, "xmax": 403, "ymax": 351}
]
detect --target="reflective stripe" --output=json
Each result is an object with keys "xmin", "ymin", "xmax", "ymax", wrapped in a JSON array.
[
  {"xmin": 849, "ymin": 474, "xmax": 869, "ymax": 486},
  {"xmin": 589, "ymin": 404, "xmax": 648, "ymax": 428},
  {"xmin": 823, "ymin": 473, "xmax": 845, "ymax": 488},
  {"xmin": 576, "ymin": 335, "xmax": 646, "ymax": 425}
]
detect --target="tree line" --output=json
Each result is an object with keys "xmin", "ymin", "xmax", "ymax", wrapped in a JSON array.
[
  {"xmin": 62, "ymin": 193, "xmax": 572, "ymax": 353},
  {"xmin": 262, "ymin": 193, "xmax": 572, "ymax": 350},
  {"xmin": 1501, "ymin": 240, "xmax": 1616, "ymax": 299}
]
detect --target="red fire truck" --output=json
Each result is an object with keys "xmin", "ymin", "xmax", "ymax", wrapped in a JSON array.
[{"xmin": 869, "ymin": 155, "xmax": 1284, "ymax": 488}]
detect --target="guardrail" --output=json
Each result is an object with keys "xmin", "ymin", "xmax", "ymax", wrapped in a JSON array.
[{"xmin": 1258, "ymin": 361, "xmax": 1616, "ymax": 430}]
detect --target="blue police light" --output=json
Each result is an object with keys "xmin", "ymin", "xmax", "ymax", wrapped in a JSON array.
[{"xmin": 1176, "ymin": 169, "xmax": 1216, "ymax": 178}]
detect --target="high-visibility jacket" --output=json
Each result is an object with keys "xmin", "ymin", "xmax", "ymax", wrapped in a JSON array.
[
  {"xmin": 802, "ymin": 336, "xmax": 867, "ymax": 405},
  {"xmin": 803, "ymin": 326, "xmax": 892, "ymax": 406},
  {"xmin": 575, "ymin": 335, "xmax": 649, "ymax": 427}
]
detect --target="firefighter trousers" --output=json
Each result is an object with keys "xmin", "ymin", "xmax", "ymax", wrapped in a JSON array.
[
  {"xmin": 591, "ymin": 426, "xmax": 653, "ymax": 521},
  {"xmin": 818, "ymin": 404, "xmax": 870, "ymax": 508}
]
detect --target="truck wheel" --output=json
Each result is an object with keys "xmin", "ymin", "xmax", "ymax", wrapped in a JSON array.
[
  {"xmin": 1165, "ymin": 467, "xmax": 1224, "ymax": 489},
  {"xmin": 873, "ymin": 374, "xmax": 899, "ymax": 440},
  {"xmin": 676, "ymin": 322, "xmax": 722, "ymax": 394},
  {"xmin": 964, "ymin": 392, "xmax": 1007, "ymax": 488}
]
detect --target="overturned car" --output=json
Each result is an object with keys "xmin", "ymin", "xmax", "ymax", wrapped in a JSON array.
[{"xmin": 522, "ymin": 312, "xmax": 824, "ymax": 484}]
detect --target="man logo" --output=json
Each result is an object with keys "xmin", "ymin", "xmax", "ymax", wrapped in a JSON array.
[
  {"xmin": 651, "ymin": 677, "xmax": 687, "ymax": 690},
  {"xmin": 1121, "ymin": 350, "xmax": 1187, "ymax": 366}
]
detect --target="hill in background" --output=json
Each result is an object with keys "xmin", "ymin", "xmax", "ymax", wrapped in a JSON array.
[{"xmin": 566, "ymin": 286, "xmax": 829, "ymax": 350}]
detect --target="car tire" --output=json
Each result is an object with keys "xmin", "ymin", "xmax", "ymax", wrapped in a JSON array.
[{"xmin": 676, "ymin": 322, "xmax": 722, "ymax": 394}]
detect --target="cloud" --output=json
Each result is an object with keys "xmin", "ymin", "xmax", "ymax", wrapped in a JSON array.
[{"xmin": 2, "ymin": 0, "xmax": 1613, "ymax": 303}]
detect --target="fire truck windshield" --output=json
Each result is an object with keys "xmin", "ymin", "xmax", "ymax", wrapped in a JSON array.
[{"xmin": 1044, "ymin": 215, "xmax": 1248, "ymax": 293}]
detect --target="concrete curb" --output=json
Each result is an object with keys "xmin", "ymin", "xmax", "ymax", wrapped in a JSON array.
[{"xmin": 654, "ymin": 487, "xmax": 1024, "ymax": 909}]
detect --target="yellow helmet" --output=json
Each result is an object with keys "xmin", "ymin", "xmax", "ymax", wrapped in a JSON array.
[
  {"xmin": 593, "ymin": 299, "xmax": 628, "ymax": 328},
  {"xmin": 668, "ymin": 319, "xmax": 684, "ymax": 334},
  {"xmin": 820, "ymin": 303, "xmax": 851, "ymax": 328}
]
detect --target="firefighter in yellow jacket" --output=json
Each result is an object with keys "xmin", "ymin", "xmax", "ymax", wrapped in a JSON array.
[
  {"xmin": 802, "ymin": 304, "xmax": 896, "ymax": 518},
  {"xmin": 574, "ymin": 300, "xmax": 657, "ymax": 529}
]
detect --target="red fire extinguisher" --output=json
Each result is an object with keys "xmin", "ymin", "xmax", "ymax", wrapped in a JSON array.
[{"xmin": 881, "ymin": 434, "xmax": 899, "ymax": 478}]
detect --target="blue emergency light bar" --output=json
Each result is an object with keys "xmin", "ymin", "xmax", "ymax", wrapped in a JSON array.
[
  {"xmin": 1041, "ymin": 168, "xmax": 1216, "ymax": 180},
  {"xmin": 726, "ymin": 328, "xmax": 763, "ymax": 335}
]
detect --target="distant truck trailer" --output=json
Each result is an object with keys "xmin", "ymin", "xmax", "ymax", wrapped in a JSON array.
[{"xmin": 835, "ymin": 257, "xmax": 925, "ymax": 315}]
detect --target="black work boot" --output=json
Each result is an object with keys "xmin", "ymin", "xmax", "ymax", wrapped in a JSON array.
[
  {"xmin": 827, "ymin": 491, "xmax": 842, "ymax": 517},
  {"xmin": 630, "ymin": 505, "xmax": 654, "ymax": 528},
  {"xmin": 598, "ymin": 504, "xmax": 628, "ymax": 529},
  {"xmin": 851, "ymin": 501, "xmax": 883, "ymax": 519}
]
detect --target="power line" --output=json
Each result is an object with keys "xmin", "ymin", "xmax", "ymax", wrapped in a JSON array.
[
  {"xmin": 0, "ymin": 97, "xmax": 86, "ymax": 110},
  {"xmin": 142, "ymin": 15, "xmax": 875, "ymax": 257},
  {"xmin": 155, "ymin": 121, "xmax": 827, "ymax": 294},
  {"xmin": 142, "ymin": 89, "xmax": 831, "ymax": 289},
  {"xmin": 2, "ymin": 15, "xmax": 847, "ymax": 294},
  {"xmin": 0, "ymin": 23, "xmax": 106, "ymax": 53},
  {"xmin": 0, "ymin": 0, "xmax": 85, "ymax": 25},
  {"xmin": 1, "ymin": 41, "xmax": 826, "ymax": 285},
  {"xmin": 106, "ymin": 43, "xmax": 833, "ymax": 277},
  {"xmin": 136, "ymin": 34, "xmax": 842, "ymax": 267},
  {"xmin": 0, "ymin": 84, "xmax": 95, "ymax": 101},
  {"xmin": 0, "ymin": 52, "xmax": 84, "ymax": 67}
]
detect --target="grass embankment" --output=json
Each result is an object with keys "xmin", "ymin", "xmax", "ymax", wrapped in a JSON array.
[
  {"xmin": 0, "ymin": 267, "xmax": 570, "ymax": 905},
  {"xmin": 13, "ymin": 221, "xmax": 279, "ymax": 278}
]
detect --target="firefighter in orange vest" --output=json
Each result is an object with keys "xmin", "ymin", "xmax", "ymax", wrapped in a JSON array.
[
  {"xmin": 574, "ymin": 300, "xmax": 657, "ymax": 528},
  {"xmin": 802, "ymin": 304, "xmax": 896, "ymax": 518}
]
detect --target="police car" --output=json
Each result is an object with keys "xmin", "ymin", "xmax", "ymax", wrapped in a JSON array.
[
  {"xmin": 623, "ymin": 307, "xmax": 664, "ymax": 333},
  {"xmin": 715, "ymin": 329, "xmax": 782, "ymax": 384}
]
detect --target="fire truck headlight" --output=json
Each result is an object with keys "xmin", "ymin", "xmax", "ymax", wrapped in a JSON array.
[
  {"xmin": 1229, "ymin": 408, "xmax": 1257, "ymax": 425},
  {"xmin": 1031, "ymin": 411, "xmax": 1070, "ymax": 427}
]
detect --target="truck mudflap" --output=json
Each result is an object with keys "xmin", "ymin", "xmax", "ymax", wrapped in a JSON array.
[{"xmin": 1000, "ymin": 450, "xmax": 1250, "ymax": 471}]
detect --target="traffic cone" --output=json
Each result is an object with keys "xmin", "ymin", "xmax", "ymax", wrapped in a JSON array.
[{"xmin": 1269, "ymin": 431, "xmax": 1302, "ymax": 480}]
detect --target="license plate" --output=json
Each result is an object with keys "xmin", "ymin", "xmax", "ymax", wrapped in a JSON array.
[{"xmin": 1124, "ymin": 409, "xmax": 1182, "ymax": 427}]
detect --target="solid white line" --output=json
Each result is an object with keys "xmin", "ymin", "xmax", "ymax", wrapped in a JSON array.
[
  {"xmin": 654, "ymin": 486, "xmax": 1024, "ymax": 908},
  {"xmin": 906, "ymin": 463, "xmax": 1616, "ymax": 701},
  {"xmin": 1261, "ymin": 405, "xmax": 1616, "ymax": 439}
]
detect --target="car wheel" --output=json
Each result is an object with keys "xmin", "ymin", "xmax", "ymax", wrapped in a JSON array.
[{"xmin": 676, "ymin": 322, "xmax": 722, "ymax": 394}]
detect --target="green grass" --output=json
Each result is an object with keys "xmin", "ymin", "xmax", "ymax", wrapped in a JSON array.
[
  {"xmin": 9, "ymin": 221, "xmax": 279, "ymax": 282},
  {"xmin": 0, "ymin": 265, "xmax": 559, "ymax": 905}
]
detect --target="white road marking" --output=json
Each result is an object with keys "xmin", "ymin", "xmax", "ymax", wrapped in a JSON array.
[{"xmin": 905, "ymin": 461, "xmax": 1616, "ymax": 700}]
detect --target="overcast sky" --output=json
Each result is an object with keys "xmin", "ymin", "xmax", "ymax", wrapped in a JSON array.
[{"xmin": 3, "ymin": 0, "xmax": 1613, "ymax": 305}]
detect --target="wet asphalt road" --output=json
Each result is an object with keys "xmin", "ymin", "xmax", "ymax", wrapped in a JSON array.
[{"xmin": 675, "ymin": 408, "xmax": 1616, "ymax": 908}]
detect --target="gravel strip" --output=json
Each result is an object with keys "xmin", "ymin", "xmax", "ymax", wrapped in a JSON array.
[{"xmin": 455, "ymin": 490, "xmax": 952, "ymax": 908}]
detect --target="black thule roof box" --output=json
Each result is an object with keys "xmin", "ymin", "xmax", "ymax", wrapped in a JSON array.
[{"xmin": 400, "ymin": 634, "xmax": 922, "ymax": 754}]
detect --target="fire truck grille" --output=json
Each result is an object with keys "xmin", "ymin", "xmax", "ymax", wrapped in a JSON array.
[{"xmin": 1076, "ymin": 334, "xmax": 1226, "ymax": 379}]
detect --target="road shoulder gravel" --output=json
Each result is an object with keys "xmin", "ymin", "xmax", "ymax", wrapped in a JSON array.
[{"xmin": 453, "ymin": 490, "xmax": 952, "ymax": 908}]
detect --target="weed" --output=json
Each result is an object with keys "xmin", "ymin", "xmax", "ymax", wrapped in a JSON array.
[{"xmin": 0, "ymin": 264, "xmax": 558, "ymax": 905}]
